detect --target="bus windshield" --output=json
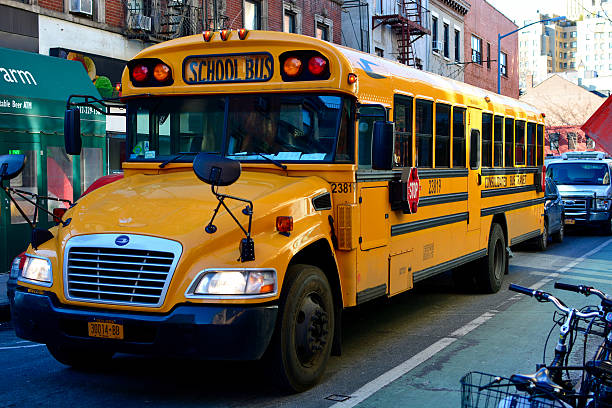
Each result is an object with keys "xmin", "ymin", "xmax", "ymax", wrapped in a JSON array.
[
  {"xmin": 127, "ymin": 93, "xmax": 353, "ymax": 164},
  {"xmin": 546, "ymin": 162, "xmax": 611, "ymax": 185}
]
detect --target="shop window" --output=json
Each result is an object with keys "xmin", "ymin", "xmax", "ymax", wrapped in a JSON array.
[
  {"xmin": 482, "ymin": 113, "xmax": 493, "ymax": 167},
  {"xmin": 415, "ymin": 99, "xmax": 433, "ymax": 167},
  {"xmin": 47, "ymin": 146, "xmax": 74, "ymax": 220},
  {"xmin": 505, "ymin": 118, "xmax": 514, "ymax": 167},
  {"xmin": 81, "ymin": 147, "xmax": 103, "ymax": 193},
  {"xmin": 494, "ymin": 115, "xmax": 504, "ymax": 167},
  {"xmin": 435, "ymin": 103, "xmax": 451, "ymax": 167},
  {"xmin": 107, "ymin": 133, "xmax": 126, "ymax": 174},
  {"xmin": 393, "ymin": 95, "xmax": 413, "ymax": 167},
  {"xmin": 526, "ymin": 122, "xmax": 536, "ymax": 166},
  {"xmin": 515, "ymin": 120, "xmax": 526, "ymax": 165},
  {"xmin": 453, "ymin": 106, "xmax": 466, "ymax": 167},
  {"xmin": 9, "ymin": 150, "xmax": 37, "ymax": 224},
  {"xmin": 359, "ymin": 105, "xmax": 386, "ymax": 167}
]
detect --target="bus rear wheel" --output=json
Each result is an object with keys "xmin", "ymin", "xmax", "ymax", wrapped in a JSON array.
[
  {"xmin": 477, "ymin": 224, "xmax": 506, "ymax": 293},
  {"xmin": 271, "ymin": 264, "xmax": 334, "ymax": 393}
]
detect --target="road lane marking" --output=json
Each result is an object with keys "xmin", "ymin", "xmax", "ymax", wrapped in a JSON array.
[
  {"xmin": 331, "ymin": 238, "xmax": 612, "ymax": 408},
  {"xmin": 0, "ymin": 344, "xmax": 45, "ymax": 350},
  {"xmin": 530, "ymin": 272, "xmax": 612, "ymax": 285}
]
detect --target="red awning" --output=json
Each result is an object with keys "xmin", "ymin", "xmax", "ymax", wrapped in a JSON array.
[{"xmin": 581, "ymin": 96, "xmax": 612, "ymax": 155}]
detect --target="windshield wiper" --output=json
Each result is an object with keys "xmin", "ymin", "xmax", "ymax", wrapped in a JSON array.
[
  {"xmin": 255, "ymin": 153, "xmax": 287, "ymax": 170},
  {"xmin": 158, "ymin": 152, "xmax": 200, "ymax": 168}
]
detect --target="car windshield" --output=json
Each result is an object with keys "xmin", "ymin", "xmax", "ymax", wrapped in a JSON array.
[
  {"xmin": 127, "ymin": 94, "xmax": 354, "ymax": 164},
  {"xmin": 546, "ymin": 162, "xmax": 611, "ymax": 185}
]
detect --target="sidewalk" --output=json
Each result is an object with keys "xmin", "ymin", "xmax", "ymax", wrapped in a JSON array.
[{"xmin": 0, "ymin": 273, "xmax": 9, "ymax": 322}]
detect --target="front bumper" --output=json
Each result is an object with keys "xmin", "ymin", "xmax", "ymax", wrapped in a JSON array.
[
  {"xmin": 565, "ymin": 210, "xmax": 610, "ymax": 225},
  {"xmin": 12, "ymin": 289, "xmax": 278, "ymax": 360}
]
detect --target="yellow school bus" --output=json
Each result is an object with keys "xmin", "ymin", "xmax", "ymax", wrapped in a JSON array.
[{"xmin": 11, "ymin": 30, "xmax": 545, "ymax": 392}]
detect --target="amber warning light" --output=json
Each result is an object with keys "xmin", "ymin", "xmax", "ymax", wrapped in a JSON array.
[{"xmin": 276, "ymin": 216, "xmax": 293, "ymax": 235}]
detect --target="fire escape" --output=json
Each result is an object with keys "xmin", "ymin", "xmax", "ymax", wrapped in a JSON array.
[
  {"xmin": 372, "ymin": 0, "xmax": 430, "ymax": 68},
  {"xmin": 124, "ymin": 0, "xmax": 205, "ymax": 42}
]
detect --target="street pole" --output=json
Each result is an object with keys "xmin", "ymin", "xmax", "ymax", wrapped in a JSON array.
[{"xmin": 497, "ymin": 15, "xmax": 566, "ymax": 95}]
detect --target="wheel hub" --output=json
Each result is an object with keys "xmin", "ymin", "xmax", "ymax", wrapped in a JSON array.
[{"xmin": 295, "ymin": 294, "xmax": 329, "ymax": 366}]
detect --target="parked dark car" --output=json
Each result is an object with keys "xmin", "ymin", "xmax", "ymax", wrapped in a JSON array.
[{"xmin": 538, "ymin": 177, "xmax": 565, "ymax": 250}]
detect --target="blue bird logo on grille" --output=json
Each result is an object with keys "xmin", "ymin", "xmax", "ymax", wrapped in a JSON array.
[{"xmin": 115, "ymin": 235, "xmax": 130, "ymax": 246}]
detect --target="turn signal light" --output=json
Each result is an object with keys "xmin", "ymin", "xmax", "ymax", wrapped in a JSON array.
[
  {"xmin": 203, "ymin": 30, "xmax": 214, "ymax": 42},
  {"xmin": 347, "ymin": 73, "xmax": 357, "ymax": 84},
  {"xmin": 283, "ymin": 57, "xmax": 302, "ymax": 77},
  {"xmin": 238, "ymin": 28, "xmax": 248, "ymax": 40},
  {"xmin": 220, "ymin": 29, "xmax": 230, "ymax": 41},
  {"xmin": 53, "ymin": 207, "xmax": 67, "ymax": 223},
  {"xmin": 276, "ymin": 216, "xmax": 293, "ymax": 233},
  {"xmin": 132, "ymin": 64, "xmax": 149, "ymax": 82},
  {"xmin": 308, "ymin": 56, "xmax": 327, "ymax": 75},
  {"xmin": 153, "ymin": 63, "xmax": 171, "ymax": 81}
]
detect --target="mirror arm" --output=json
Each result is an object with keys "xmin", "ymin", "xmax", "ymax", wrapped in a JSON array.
[
  {"xmin": 1, "ymin": 185, "xmax": 34, "ymax": 228},
  {"xmin": 3, "ymin": 186, "xmax": 72, "ymax": 227}
]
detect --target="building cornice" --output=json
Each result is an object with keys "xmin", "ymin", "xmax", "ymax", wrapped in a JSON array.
[{"xmin": 439, "ymin": 0, "xmax": 470, "ymax": 16}]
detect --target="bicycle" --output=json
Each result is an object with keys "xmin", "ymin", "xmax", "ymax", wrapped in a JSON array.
[{"xmin": 461, "ymin": 282, "xmax": 612, "ymax": 408}]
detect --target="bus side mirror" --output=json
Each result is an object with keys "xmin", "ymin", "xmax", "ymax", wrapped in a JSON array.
[
  {"xmin": 64, "ymin": 108, "xmax": 82, "ymax": 155},
  {"xmin": 372, "ymin": 121, "xmax": 394, "ymax": 170},
  {"xmin": 193, "ymin": 152, "xmax": 241, "ymax": 186},
  {"xmin": 0, "ymin": 154, "xmax": 26, "ymax": 181}
]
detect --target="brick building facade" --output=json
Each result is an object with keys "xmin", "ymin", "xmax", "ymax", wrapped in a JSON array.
[{"xmin": 463, "ymin": 0, "xmax": 519, "ymax": 97}]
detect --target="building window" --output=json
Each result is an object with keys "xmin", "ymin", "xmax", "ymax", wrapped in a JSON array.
[
  {"xmin": 486, "ymin": 42, "xmax": 491, "ymax": 69},
  {"xmin": 500, "ymin": 52, "xmax": 507, "ymax": 77},
  {"xmin": 284, "ymin": 11, "xmax": 296, "ymax": 33},
  {"xmin": 454, "ymin": 29, "xmax": 461, "ymax": 61},
  {"xmin": 244, "ymin": 0, "xmax": 262, "ymax": 30},
  {"xmin": 471, "ymin": 35, "xmax": 482, "ymax": 64},
  {"xmin": 568, "ymin": 132, "xmax": 577, "ymax": 150},
  {"xmin": 377, "ymin": 0, "xmax": 383, "ymax": 13},
  {"xmin": 375, "ymin": 47, "xmax": 384, "ymax": 57},
  {"xmin": 571, "ymin": 31, "xmax": 577, "ymax": 37},
  {"xmin": 443, "ymin": 23, "xmax": 449, "ymax": 58},
  {"xmin": 432, "ymin": 16, "xmax": 439, "ymax": 52},
  {"xmin": 315, "ymin": 15, "xmax": 332, "ymax": 42}
]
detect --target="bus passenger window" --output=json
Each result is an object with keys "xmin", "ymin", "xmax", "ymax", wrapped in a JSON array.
[
  {"xmin": 435, "ymin": 103, "xmax": 451, "ymax": 168},
  {"xmin": 515, "ymin": 120, "xmax": 526, "ymax": 165},
  {"xmin": 504, "ymin": 118, "xmax": 514, "ymax": 167},
  {"xmin": 482, "ymin": 113, "xmax": 493, "ymax": 167},
  {"xmin": 537, "ymin": 124, "xmax": 544, "ymax": 166},
  {"xmin": 470, "ymin": 129, "xmax": 480, "ymax": 170},
  {"xmin": 453, "ymin": 107, "xmax": 466, "ymax": 167},
  {"xmin": 527, "ymin": 122, "xmax": 536, "ymax": 166},
  {"xmin": 358, "ymin": 105, "xmax": 386, "ymax": 167},
  {"xmin": 416, "ymin": 99, "xmax": 433, "ymax": 167},
  {"xmin": 393, "ymin": 95, "xmax": 413, "ymax": 167},
  {"xmin": 494, "ymin": 115, "xmax": 504, "ymax": 167}
]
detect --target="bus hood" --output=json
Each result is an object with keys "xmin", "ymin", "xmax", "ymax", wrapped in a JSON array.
[
  {"xmin": 557, "ymin": 185, "xmax": 611, "ymax": 198},
  {"xmin": 60, "ymin": 170, "xmax": 329, "ymax": 243}
]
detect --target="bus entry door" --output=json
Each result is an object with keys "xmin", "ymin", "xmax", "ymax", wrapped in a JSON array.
[{"xmin": 467, "ymin": 107, "xmax": 481, "ymax": 233}]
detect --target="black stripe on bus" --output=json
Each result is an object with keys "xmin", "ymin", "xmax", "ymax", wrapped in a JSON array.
[
  {"xmin": 391, "ymin": 212, "xmax": 469, "ymax": 236},
  {"xmin": 481, "ymin": 167, "xmax": 539, "ymax": 176},
  {"xmin": 481, "ymin": 185, "xmax": 536, "ymax": 198},
  {"xmin": 418, "ymin": 169, "xmax": 469, "ymax": 179},
  {"xmin": 419, "ymin": 192, "xmax": 468, "ymax": 207},
  {"xmin": 355, "ymin": 168, "xmax": 469, "ymax": 182},
  {"xmin": 510, "ymin": 229, "xmax": 541, "ymax": 246},
  {"xmin": 356, "ymin": 283, "xmax": 387, "ymax": 305},
  {"xmin": 481, "ymin": 198, "xmax": 545, "ymax": 217},
  {"xmin": 413, "ymin": 249, "xmax": 487, "ymax": 283}
]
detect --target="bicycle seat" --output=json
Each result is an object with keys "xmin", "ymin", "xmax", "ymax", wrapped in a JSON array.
[{"xmin": 510, "ymin": 367, "xmax": 567, "ymax": 396}]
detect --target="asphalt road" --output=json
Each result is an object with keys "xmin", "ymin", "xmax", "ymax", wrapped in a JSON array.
[{"xmin": 1, "ymin": 232, "xmax": 611, "ymax": 408}]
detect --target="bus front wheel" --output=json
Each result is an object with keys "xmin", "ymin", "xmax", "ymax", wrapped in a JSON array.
[
  {"xmin": 271, "ymin": 264, "xmax": 334, "ymax": 393},
  {"xmin": 477, "ymin": 224, "xmax": 506, "ymax": 293}
]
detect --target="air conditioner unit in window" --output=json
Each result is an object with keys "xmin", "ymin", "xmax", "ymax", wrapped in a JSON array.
[
  {"xmin": 129, "ymin": 14, "xmax": 152, "ymax": 31},
  {"xmin": 432, "ymin": 41, "xmax": 444, "ymax": 53},
  {"xmin": 70, "ymin": 0, "xmax": 92, "ymax": 15}
]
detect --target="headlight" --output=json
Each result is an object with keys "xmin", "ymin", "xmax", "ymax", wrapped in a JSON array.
[
  {"xmin": 188, "ymin": 269, "xmax": 277, "ymax": 297},
  {"xmin": 595, "ymin": 198, "xmax": 611, "ymax": 210},
  {"xmin": 20, "ymin": 256, "xmax": 52, "ymax": 285}
]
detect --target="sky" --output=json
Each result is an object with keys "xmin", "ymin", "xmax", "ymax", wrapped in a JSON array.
[{"xmin": 486, "ymin": 0, "xmax": 565, "ymax": 25}]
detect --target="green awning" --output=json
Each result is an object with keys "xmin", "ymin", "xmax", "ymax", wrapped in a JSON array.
[{"xmin": 0, "ymin": 46, "xmax": 105, "ymax": 136}]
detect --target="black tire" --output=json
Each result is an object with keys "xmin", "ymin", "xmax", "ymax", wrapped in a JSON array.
[
  {"xmin": 552, "ymin": 220, "xmax": 565, "ymax": 243},
  {"xmin": 535, "ymin": 220, "xmax": 548, "ymax": 251},
  {"xmin": 476, "ymin": 224, "xmax": 507, "ymax": 293},
  {"xmin": 270, "ymin": 264, "xmax": 334, "ymax": 393},
  {"xmin": 46, "ymin": 344, "xmax": 114, "ymax": 368}
]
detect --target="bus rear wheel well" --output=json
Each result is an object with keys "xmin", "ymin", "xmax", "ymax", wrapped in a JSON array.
[{"xmin": 287, "ymin": 239, "xmax": 342, "ymax": 356}]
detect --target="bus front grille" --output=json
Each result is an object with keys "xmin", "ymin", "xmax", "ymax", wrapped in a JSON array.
[{"xmin": 66, "ymin": 246, "xmax": 174, "ymax": 306}]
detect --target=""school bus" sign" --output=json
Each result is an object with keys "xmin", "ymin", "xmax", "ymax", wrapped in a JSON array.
[{"xmin": 183, "ymin": 53, "xmax": 273, "ymax": 84}]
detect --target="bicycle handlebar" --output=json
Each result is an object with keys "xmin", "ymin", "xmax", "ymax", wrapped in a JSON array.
[
  {"xmin": 509, "ymin": 283, "xmax": 601, "ymax": 319},
  {"xmin": 554, "ymin": 282, "xmax": 610, "ymax": 305},
  {"xmin": 509, "ymin": 283, "xmax": 536, "ymax": 297}
]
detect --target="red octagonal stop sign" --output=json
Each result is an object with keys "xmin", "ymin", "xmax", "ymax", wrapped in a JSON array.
[{"xmin": 406, "ymin": 167, "xmax": 420, "ymax": 214}]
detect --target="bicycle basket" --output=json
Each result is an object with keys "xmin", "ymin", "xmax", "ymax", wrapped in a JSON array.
[{"xmin": 461, "ymin": 372, "xmax": 571, "ymax": 408}]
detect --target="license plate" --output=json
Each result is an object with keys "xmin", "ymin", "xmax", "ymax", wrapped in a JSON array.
[
  {"xmin": 88, "ymin": 320, "xmax": 124, "ymax": 340},
  {"xmin": 183, "ymin": 53, "xmax": 273, "ymax": 84},
  {"xmin": 565, "ymin": 219, "xmax": 575, "ymax": 225}
]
